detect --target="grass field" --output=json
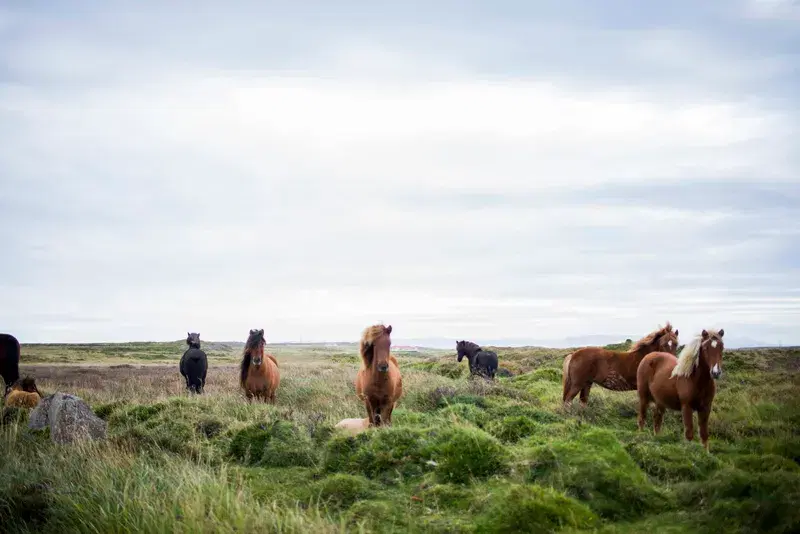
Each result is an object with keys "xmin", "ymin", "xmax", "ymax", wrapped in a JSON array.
[{"xmin": 2, "ymin": 340, "xmax": 799, "ymax": 533}]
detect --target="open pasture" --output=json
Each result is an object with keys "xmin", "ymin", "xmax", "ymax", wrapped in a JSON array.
[{"xmin": 2, "ymin": 341, "xmax": 799, "ymax": 533}]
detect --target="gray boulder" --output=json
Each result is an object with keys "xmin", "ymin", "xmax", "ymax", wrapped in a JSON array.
[{"xmin": 29, "ymin": 392, "xmax": 107, "ymax": 444}]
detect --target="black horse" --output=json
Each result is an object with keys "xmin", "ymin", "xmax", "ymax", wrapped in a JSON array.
[
  {"xmin": 0, "ymin": 333, "xmax": 21, "ymax": 394},
  {"xmin": 180, "ymin": 332, "xmax": 208, "ymax": 394},
  {"xmin": 456, "ymin": 340, "xmax": 499, "ymax": 380}
]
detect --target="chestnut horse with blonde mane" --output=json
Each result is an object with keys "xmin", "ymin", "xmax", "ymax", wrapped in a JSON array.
[
  {"xmin": 637, "ymin": 328, "xmax": 725, "ymax": 451},
  {"xmin": 240, "ymin": 328, "xmax": 280, "ymax": 403},
  {"xmin": 562, "ymin": 322, "xmax": 679, "ymax": 407},
  {"xmin": 355, "ymin": 324, "xmax": 403, "ymax": 427}
]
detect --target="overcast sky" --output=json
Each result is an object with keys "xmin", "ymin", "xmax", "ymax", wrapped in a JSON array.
[{"xmin": 1, "ymin": 1, "xmax": 798, "ymax": 346}]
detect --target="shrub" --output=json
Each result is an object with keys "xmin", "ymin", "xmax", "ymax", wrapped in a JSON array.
[
  {"xmin": 309, "ymin": 474, "xmax": 374, "ymax": 510},
  {"xmin": 229, "ymin": 421, "xmax": 317, "ymax": 468},
  {"xmin": 427, "ymin": 425, "xmax": 511, "ymax": 484},
  {"xmin": 677, "ymin": 468, "xmax": 800, "ymax": 534},
  {"xmin": 474, "ymin": 484, "xmax": 598, "ymax": 533},
  {"xmin": 486, "ymin": 416, "xmax": 541, "ymax": 443},
  {"xmin": 526, "ymin": 429, "xmax": 671, "ymax": 519},
  {"xmin": 323, "ymin": 427, "xmax": 434, "ymax": 481},
  {"xmin": 626, "ymin": 441, "xmax": 723, "ymax": 482}
]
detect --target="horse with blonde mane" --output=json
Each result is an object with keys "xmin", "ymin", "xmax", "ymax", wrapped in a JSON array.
[
  {"xmin": 240, "ymin": 328, "xmax": 280, "ymax": 403},
  {"xmin": 562, "ymin": 322, "xmax": 679, "ymax": 407},
  {"xmin": 4, "ymin": 376, "xmax": 43, "ymax": 409},
  {"xmin": 354, "ymin": 324, "xmax": 403, "ymax": 427},
  {"xmin": 637, "ymin": 328, "xmax": 725, "ymax": 451}
]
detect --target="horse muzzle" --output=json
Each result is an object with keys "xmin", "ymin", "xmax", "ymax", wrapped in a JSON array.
[
  {"xmin": 711, "ymin": 364, "xmax": 721, "ymax": 379},
  {"xmin": 377, "ymin": 363, "xmax": 389, "ymax": 372}
]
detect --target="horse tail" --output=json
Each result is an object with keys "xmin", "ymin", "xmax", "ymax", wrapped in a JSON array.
[{"xmin": 562, "ymin": 353, "xmax": 573, "ymax": 399}]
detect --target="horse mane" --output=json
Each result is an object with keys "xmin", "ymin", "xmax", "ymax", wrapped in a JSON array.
[
  {"xmin": 671, "ymin": 329, "xmax": 721, "ymax": 378},
  {"xmin": 461, "ymin": 341, "xmax": 481, "ymax": 355},
  {"xmin": 360, "ymin": 324, "xmax": 391, "ymax": 368},
  {"xmin": 240, "ymin": 329, "xmax": 265, "ymax": 387},
  {"xmin": 629, "ymin": 322, "xmax": 674, "ymax": 353}
]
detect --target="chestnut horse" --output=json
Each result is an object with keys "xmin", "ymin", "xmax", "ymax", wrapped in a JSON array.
[
  {"xmin": 562, "ymin": 322, "xmax": 679, "ymax": 407},
  {"xmin": 354, "ymin": 324, "xmax": 403, "ymax": 427},
  {"xmin": 637, "ymin": 329, "xmax": 725, "ymax": 451},
  {"xmin": 239, "ymin": 329, "xmax": 280, "ymax": 403},
  {"xmin": 4, "ymin": 376, "xmax": 43, "ymax": 409}
]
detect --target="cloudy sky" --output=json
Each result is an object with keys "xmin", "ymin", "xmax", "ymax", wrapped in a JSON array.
[{"xmin": 1, "ymin": 1, "xmax": 798, "ymax": 346}]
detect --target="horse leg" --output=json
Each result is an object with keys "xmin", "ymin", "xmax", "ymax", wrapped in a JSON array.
[
  {"xmin": 653, "ymin": 404, "xmax": 666, "ymax": 434},
  {"xmin": 698, "ymin": 409, "xmax": 711, "ymax": 451},
  {"xmin": 579, "ymin": 384, "xmax": 593, "ymax": 407},
  {"xmin": 637, "ymin": 396, "xmax": 649, "ymax": 431},
  {"xmin": 681, "ymin": 403, "xmax": 695, "ymax": 442},
  {"xmin": 364, "ymin": 399, "xmax": 376, "ymax": 427},
  {"xmin": 383, "ymin": 402, "xmax": 395, "ymax": 426},
  {"xmin": 562, "ymin": 380, "xmax": 583, "ymax": 408}
]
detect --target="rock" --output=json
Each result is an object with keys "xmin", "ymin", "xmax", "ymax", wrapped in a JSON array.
[
  {"xmin": 334, "ymin": 417, "xmax": 370, "ymax": 436},
  {"xmin": 28, "ymin": 392, "xmax": 107, "ymax": 444}
]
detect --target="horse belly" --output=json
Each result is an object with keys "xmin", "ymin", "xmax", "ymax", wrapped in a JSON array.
[{"xmin": 597, "ymin": 368, "xmax": 635, "ymax": 391}]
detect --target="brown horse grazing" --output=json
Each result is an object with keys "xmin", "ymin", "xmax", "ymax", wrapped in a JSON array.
[
  {"xmin": 4, "ymin": 376, "xmax": 43, "ymax": 408},
  {"xmin": 354, "ymin": 324, "xmax": 403, "ymax": 427},
  {"xmin": 637, "ymin": 329, "xmax": 725, "ymax": 451},
  {"xmin": 562, "ymin": 322, "xmax": 679, "ymax": 407},
  {"xmin": 239, "ymin": 328, "xmax": 280, "ymax": 403}
]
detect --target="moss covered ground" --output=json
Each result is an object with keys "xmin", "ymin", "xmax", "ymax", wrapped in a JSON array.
[{"xmin": 1, "ymin": 341, "xmax": 798, "ymax": 533}]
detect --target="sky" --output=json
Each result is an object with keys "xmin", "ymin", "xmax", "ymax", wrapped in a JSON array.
[{"xmin": 1, "ymin": 0, "xmax": 799, "ymax": 347}]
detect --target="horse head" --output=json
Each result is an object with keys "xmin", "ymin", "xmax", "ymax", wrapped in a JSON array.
[
  {"xmin": 186, "ymin": 332, "xmax": 201, "ymax": 349},
  {"xmin": 700, "ymin": 328, "xmax": 725, "ymax": 379},
  {"xmin": 363, "ymin": 324, "xmax": 393, "ymax": 373},
  {"xmin": 456, "ymin": 341, "xmax": 465, "ymax": 362},
  {"xmin": 246, "ymin": 328, "xmax": 266, "ymax": 366},
  {"xmin": 657, "ymin": 326, "xmax": 679, "ymax": 355}
]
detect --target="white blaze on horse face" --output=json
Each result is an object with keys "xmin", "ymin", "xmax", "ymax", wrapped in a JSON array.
[
  {"xmin": 668, "ymin": 340, "xmax": 673, "ymax": 348},
  {"xmin": 712, "ymin": 363, "xmax": 721, "ymax": 375},
  {"xmin": 711, "ymin": 340, "xmax": 718, "ymax": 348}
]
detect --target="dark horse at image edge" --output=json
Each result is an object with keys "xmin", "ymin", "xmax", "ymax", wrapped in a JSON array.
[
  {"xmin": 180, "ymin": 332, "xmax": 208, "ymax": 394},
  {"xmin": 456, "ymin": 340, "xmax": 499, "ymax": 380},
  {"xmin": 0, "ymin": 333, "xmax": 21, "ymax": 393}
]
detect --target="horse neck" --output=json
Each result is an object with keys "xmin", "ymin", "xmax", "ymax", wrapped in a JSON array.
[
  {"xmin": 692, "ymin": 346, "xmax": 712, "ymax": 383},
  {"xmin": 625, "ymin": 343, "xmax": 655, "ymax": 361}
]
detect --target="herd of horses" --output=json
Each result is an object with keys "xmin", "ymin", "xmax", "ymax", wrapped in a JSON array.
[{"xmin": 1, "ymin": 321, "xmax": 726, "ymax": 450}]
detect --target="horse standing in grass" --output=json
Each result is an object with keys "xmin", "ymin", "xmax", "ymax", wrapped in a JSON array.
[
  {"xmin": 637, "ymin": 329, "xmax": 725, "ymax": 451},
  {"xmin": 0, "ymin": 333, "xmax": 21, "ymax": 394},
  {"xmin": 562, "ymin": 322, "xmax": 679, "ymax": 407},
  {"xmin": 355, "ymin": 324, "xmax": 403, "ymax": 427},
  {"xmin": 456, "ymin": 340, "xmax": 499, "ymax": 380},
  {"xmin": 180, "ymin": 332, "xmax": 208, "ymax": 394},
  {"xmin": 240, "ymin": 329, "xmax": 280, "ymax": 403},
  {"xmin": 4, "ymin": 376, "xmax": 43, "ymax": 408}
]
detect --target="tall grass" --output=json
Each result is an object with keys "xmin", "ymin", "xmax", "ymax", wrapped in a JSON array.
[{"xmin": 2, "ymin": 343, "xmax": 798, "ymax": 533}]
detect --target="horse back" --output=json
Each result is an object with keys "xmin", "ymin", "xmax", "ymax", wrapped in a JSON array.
[
  {"xmin": 267, "ymin": 354, "xmax": 279, "ymax": 366},
  {"xmin": 5, "ymin": 389, "xmax": 40, "ymax": 409}
]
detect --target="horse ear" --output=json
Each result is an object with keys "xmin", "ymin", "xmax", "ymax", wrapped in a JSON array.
[
  {"xmin": 702, "ymin": 329, "xmax": 709, "ymax": 339},
  {"xmin": 386, "ymin": 325, "xmax": 392, "ymax": 335},
  {"xmin": 718, "ymin": 329, "xmax": 724, "ymax": 337},
  {"xmin": 259, "ymin": 329, "xmax": 264, "ymax": 335},
  {"xmin": 674, "ymin": 329, "xmax": 678, "ymax": 337}
]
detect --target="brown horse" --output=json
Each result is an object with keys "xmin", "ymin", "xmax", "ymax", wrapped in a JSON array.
[
  {"xmin": 637, "ymin": 328, "xmax": 725, "ymax": 451},
  {"xmin": 354, "ymin": 324, "xmax": 403, "ymax": 427},
  {"xmin": 4, "ymin": 376, "xmax": 43, "ymax": 409},
  {"xmin": 239, "ymin": 328, "xmax": 280, "ymax": 403},
  {"xmin": 562, "ymin": 322, "xmax": 679, "ymax": 407}
]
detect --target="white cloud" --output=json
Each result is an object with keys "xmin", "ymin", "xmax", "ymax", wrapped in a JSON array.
[{"xmin": 1, "ymin": 4, "xmax": 798, "ymax": 345}]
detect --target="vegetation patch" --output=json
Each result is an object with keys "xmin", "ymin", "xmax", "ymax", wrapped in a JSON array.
[
  {"xmin": 229, "ymin": 420, "xmax": 317, "ymax": 468},
  {"xmin": 474, "ymin": 483, "xmax": 598, "ymax": 533},
  {"xmin": 428, "ymin": 425, "xmax": 511, "ymax": 484},
  {"xmin": 526, "ymin": 428, "xmax": 671, "ymax": 520},
  {"xmin": 626, "ymin": 440, "xmax": 723, "ymax": 482}
]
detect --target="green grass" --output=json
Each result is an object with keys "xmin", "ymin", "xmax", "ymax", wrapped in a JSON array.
[{"xmin": 1, "ymin": 342, "xmax": 798, "ymax": 533}]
